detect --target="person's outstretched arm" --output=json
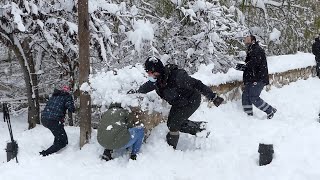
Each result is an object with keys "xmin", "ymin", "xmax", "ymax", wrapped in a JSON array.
[
  {"xmin": 127, "ymin": 81, "xmax": 156, "ymax": 94},
  {"xmin": 175, "ymin": 70, "xmax": 224, "ymax": 106}
]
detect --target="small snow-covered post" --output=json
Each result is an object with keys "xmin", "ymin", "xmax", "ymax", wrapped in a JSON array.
[{"xmin": 78, "ymin": 0, "xmax": 92, "ymax": 149}]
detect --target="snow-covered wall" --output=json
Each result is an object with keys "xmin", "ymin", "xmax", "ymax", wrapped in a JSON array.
[
  {"xmin": 193, "ymin": 52, "xmax": 315, "ymax": 86},
  {"xmin": 89, "ymin": 52, "xmax": 315, "ymax": 110},
  {"xmin": 88, "ymin": 52, "xmax": 316, "ymax": 131}
]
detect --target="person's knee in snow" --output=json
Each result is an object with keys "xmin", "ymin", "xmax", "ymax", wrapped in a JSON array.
[{"xmin": 97, "ymin": 103, "xmax": 145, "ymax": 161}]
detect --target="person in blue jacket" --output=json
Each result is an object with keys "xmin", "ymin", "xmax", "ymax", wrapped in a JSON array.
[{"xmin": 40, "ymin": 85, "xmax": 75, "ymax": 156}]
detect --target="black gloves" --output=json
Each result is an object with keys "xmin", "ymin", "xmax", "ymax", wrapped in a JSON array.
[
  {"xmin": 127, "ymin": 89, "xmax": 137, "ymax": 94},
  {"xmin": 212, "ymin": 96, "xmax": 224, "ymax": 107},
  {"xmin": 209, "ymin": 95, "xmax": 224, "ymax": 107},
  {"xmin": 235, "ymin": 63, "xmax": 247, "ymax": 71}
]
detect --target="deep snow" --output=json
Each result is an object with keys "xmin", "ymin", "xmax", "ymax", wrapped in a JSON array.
[{"xmin": 1, "ymin": 78, "xmax": 320, "ymax": 180}]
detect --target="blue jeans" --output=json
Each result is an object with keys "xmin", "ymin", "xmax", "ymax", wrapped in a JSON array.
[
  {"xmin": 242, "ymin": 82, "xmax": 273, "ymax": 115},
  {"xmin": 119, "ymin": 127, "xmax": 144, "ymax": 155}
]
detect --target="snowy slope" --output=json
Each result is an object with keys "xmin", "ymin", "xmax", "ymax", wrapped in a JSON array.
[{"xmin": 1, "ymin": 78, "xmax": 320, "ymax": 180}]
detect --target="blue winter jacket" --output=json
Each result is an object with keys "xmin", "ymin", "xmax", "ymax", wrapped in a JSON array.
[{"xmin": 41, "ymin": 89, "xmax": 75, "ymax": 121}]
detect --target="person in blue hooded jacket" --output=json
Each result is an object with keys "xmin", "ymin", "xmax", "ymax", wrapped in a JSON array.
[{"xmin": 40, "ymin": 85, "xmax": 75, "ymax": 156}]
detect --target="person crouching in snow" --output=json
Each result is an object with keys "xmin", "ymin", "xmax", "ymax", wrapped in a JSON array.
[
  {"xmin": 97, "ymin": 103, "xmax": 145, "ymax": 161},
  {"xmin": 127, "ymin": 57, "xmax": 224, "ymax": 150},
  {"xmin": 40, "ymin": 85, "xmax": 75, "ymax": 156}
]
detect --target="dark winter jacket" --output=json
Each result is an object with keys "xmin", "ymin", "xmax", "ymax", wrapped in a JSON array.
[
  {"xmin": 243, "ymin": 43, "xmax": 270, "ymax": 85},
  {"xmin": 41, "ymin": 89, "xmax": 75, "ymax": 121},
  {"xmin": 312, "ymin": 38, "xmax": 320, "ymax": 61},
  {"xmin": 97, "ymin": 103, "xmax": 131, "ymax": 150},
  {"xmin": 137, "ymin": 64, "xmax": 217, "ymax": 107}
]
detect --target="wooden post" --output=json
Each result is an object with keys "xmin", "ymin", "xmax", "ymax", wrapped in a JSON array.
[{"xmin": 78, "ymin": 0, "xmax": 91, "ymax": 148}]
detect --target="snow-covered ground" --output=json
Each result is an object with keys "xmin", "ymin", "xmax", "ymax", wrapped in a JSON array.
[{"xmin": 1, "ymin": 77, "xmax": 320, "ymax": 180}]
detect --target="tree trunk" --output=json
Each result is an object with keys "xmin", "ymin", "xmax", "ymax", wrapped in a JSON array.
[
  {"xmin": 68, "ymin": 111, "xmax": 74, "ymax": 126},
  {"xmin": 78, "ymin": 0, "xmax": 92, "ymax": 149},
  {"xmin": 9, "ymin": 37, "xmax": 40, "ymax": 129}
]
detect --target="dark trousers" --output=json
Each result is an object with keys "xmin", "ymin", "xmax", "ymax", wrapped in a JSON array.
[
  {"xmin": 167, "ymin": 94, "xmax": 202, "ymax": 135},
  {"xmin": 316, "ymin": 60, "xmax": 320, "ymax": 78},
  {"xmin": 242, "ymin": 82, "xmax": 273, "ymax": 115},
  {"xmin": 41, "ymin": 118, "xmax": 68, "ymax": 155}
]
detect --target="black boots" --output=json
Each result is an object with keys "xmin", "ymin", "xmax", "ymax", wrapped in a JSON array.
[
  {"xmin": 102, "ymin": 149, "xmax": 137, "ymax": 161},
  {"xmin": 130, "ymin": 154, "xmax": 137, "ymax": 160},
  {"xmin": 166, "ymin": 132, "xmax": 180, "ymax": 149},
  {"xmin": 39, "ymin": 150, "xmax": 49, "ymax": 157},
  {"xmin": 102, "ymin": 149, "xmax": 113, "ymax": 161},
  {"xmin": 267, "ymin": 108, "xmax": 277, "ymax": 119},
  {"xmin": 180, "ymin": 120, "xmax": 207, "ymax": 135}
]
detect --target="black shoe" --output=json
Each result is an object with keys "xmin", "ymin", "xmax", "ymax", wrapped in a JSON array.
[
  {"xmin": 267, "ymin": 108, "xmax": 277, "ymax": 119},
  {"xmin": 247, "ymin": 113, "xmax": 253, "ymax": 116},
  {"xmin": 166, "ymin": 132, "xmax": 180, "ymax": 149},
  {"xmin": 130, "ymin": 154, "xmax": 137, "ymax": 160},
  {"xmin": 39, "ymin": 150, "xmax": 48, "ymax": 157},
  {"xmin": 102, "ymin": 149, "xmax": 113, "ymax": 161}
]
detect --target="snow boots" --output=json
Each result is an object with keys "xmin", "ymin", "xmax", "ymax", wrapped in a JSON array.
[
  {"xmin": 258, "ymin": 143, "xmax": 274, "ymax": 166},
  {"xmin": 180, "ymin": 120, "xmax": 208, "ymax": 135},
  {"xmin": 167, "ymin": 121, "xmax": 210, "ymax": 149},
  {"xmin": 267, "ymin": 108, "xmax": 277, "ymax": 119},
  {"xmin": 102, "ymin": 149, "xmax": 113, "ymax": 161},
  {"xmin": 166, "ymin": 132, "xmax": 180, "ymax": 149},
  {"xmin": 39, "ymin": 150, "xmax": 49, "ymax": 157},
  {"xmin": 130, "ymin": 154, "xmax": 137, "ymax": 160}
]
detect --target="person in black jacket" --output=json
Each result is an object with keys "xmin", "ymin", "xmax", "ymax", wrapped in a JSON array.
[
  {"xmin": 128, "ymin": 57, "xmax": 224, "ymax": 149},
  {"xmin": 312, "ymin": 35, "xmax": 320, "ymax": 78},
  {"xmin": 236, "ymin": 35, "xmax": 277, "ymax": 119},
  {"xmin": 40, "ymin": 85, "xmax": 75, "ymax": 156}
]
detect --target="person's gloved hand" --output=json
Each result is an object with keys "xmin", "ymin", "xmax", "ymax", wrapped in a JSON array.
[
  {"xmin": 127, "ymin": 89, "xmax": 137, "ymax": 94},
  {"xmin": 209, "ymin": 95, "xmax": 224, "ymax": 107},
  {"xmin": 235, "ymin": 63, "xmax": 247, "ymax": 71}
]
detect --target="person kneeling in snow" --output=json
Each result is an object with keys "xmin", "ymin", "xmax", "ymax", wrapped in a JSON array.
[
  {"xmin": 97, "ymin": 103, "xmax": 144, "ymax": 161},
  {"xmin": 40, "ymin": 85, "xmax": 75, "ymax": 156},
  {"xmin": 127, "ymin": 57, "xmax": 224, "ymax": 150}
]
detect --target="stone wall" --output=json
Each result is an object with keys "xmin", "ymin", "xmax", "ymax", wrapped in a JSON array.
[
  {"xmin": 212, "ymin": 66, "xmax": 316, "ymax": 101},
  {"xmin": 132, "ymin": 66, "xmax": 317, "ymax": 134}
]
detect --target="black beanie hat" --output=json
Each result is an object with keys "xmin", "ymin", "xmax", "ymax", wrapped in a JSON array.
[{"xmin": 144, "ymin": 57, "xmax": 165, "ymax": 74}]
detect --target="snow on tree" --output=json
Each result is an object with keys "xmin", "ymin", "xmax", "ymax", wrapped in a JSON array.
[{"xmin": 233, "ymin": 0, "xmax": 319, "ymax": 55}]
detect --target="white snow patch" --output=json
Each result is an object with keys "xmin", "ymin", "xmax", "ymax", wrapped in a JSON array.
[
  {"xmin": 126, "ymin": 20, "xmax": 155, "ymax": 52},
  {"xmin": 11, "ymin": 3, "xmax": 26, "ymax": 32},
  {"xmin": 106, "ymin": 125, "xmax": 113, "ymax": 130},
  {"xmin": 269, "ymin": 28, "xmax": 281, "ymax": 43},
  {"xmin": 80, "ymin": 82, "xmax": 91, "ymax": 92}
]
